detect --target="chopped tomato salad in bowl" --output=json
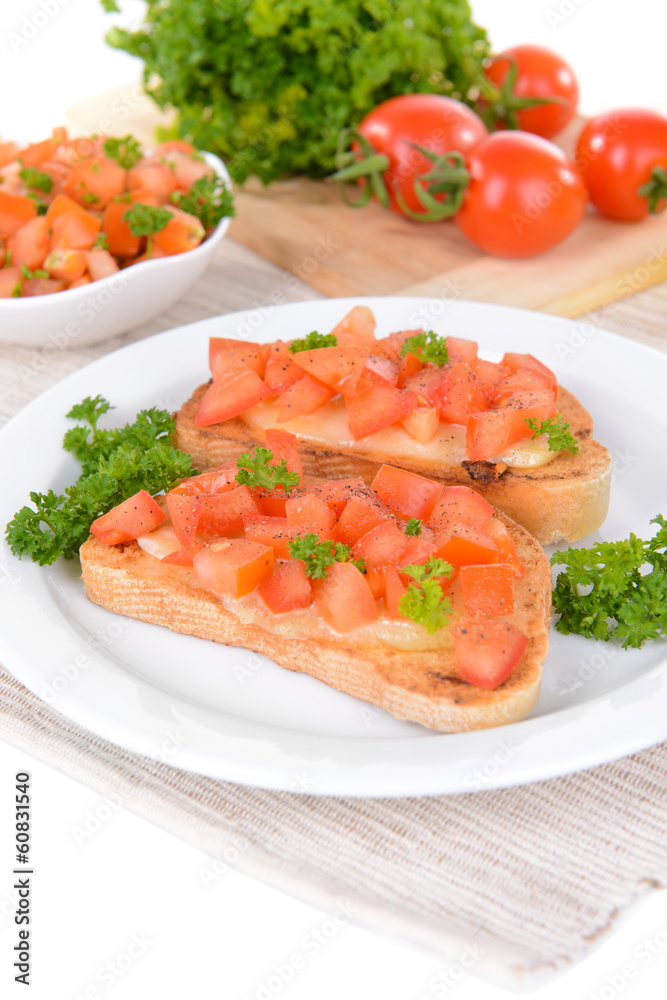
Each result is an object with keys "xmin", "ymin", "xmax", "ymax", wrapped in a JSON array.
[{"xmin": 0, "ymin": 128, "xmax": 233, "ymax": 347}]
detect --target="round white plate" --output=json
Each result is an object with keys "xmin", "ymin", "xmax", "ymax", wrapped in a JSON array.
[{"xmin": 1, "ymin": 297, "xmax": 666, "ymax": 797}]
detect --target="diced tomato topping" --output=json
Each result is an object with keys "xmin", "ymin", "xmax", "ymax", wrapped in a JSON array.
[
  {"xmin": 153, "ymin": 207, "xmax": 205, "ymax": 255},
  {"xmin": 197, "ymin": 485, "xmax": 262, "ymax": 535},
  {"xmin": 165, "ymin": 493, "xmax": 202, "ymax": 547},
  {"xmin": 365, "ymin": 567, "xmax": 385, "ymax": 600},
  {"xmin": 45, "ymin": 193, "xmax": 87, "ymax": 223},
  {"xmin": 265, "ymin": 429, "xmax": 303, "ymax": 475},
  {"xmin": 305, "ymin": 478, "xmax": 365, "ymax": 516},
  {"xmin": 351, "ymin": 520, "xmax": 407, "ymax": 569},
  {"xmin": 362, "ymin": 354, "xmax": 399, "ymax": 387},
  {"xmin": 20, "ymin": 137, "xmax": 59, "ymax": 167},
  {"xmin": 0, "ymin": 268, "xmax": 22, "ymax": 298},
  {"xmin": 292, "ymin": 345, "xmax": 370, "ymax": 397},
  {"xmin": 209, "ymin": 338, "xmax": 265, "ymax": 379},
  {"xmin": 0, "ymin": 192, "xmax": 37, "ymax": 239},
  {"xmin": 6, "ymin": 217, "xmax": 49, "ymax": 270},
  {"xmin": 195, "ymin": 366, "xmax": 269, "ymax": 426},
  {"xmin": 400, "ymin": 406, "xmax": 439, "ymax": 445},
  {"xmin": 472, "ymin": 359, "xmax": 512, "ymax": 394},
  {"xmin": 316, "ymin": 562, "xmax": 377, "ymax": 632},
  {"xmin": 452, "ymin": 618, "xmax": 528, "ymax": 689},
  {"xmin": 285, "ymin": 494, "xmax": 335, "ymax": 540},
  {"xmin": 329, "ymin": 305, "xmax": 377, "ymax": 346},
  {"xmin": 44, "ymin": 247, "xmax": 87, "ymax": 282},
  {"xmin": 399, "ymin": 350, "xmax": 423, "ymax": 381},
  {"xmin": 177, "ymin": 461, "xmax": 238, "ymax": 495},
  {"xmin": 485, "ymin": 518, "xmax": 525, "ymax": 578},
  {"xmin": 85, "ymin": 249, "xmax": 119, "ymax": 281},
  {"xmin": 243, "ymin": 515, "xmax": 295, "ymax": 559},
  {"xmin": 459, "ymin": 564, "xmax": 515, "ymax": 616},
  {"xmin": 466, "ymin": 390, "xmax": 557, "ymax": 461},
  {"xmin": 501, "ymin": 353, "xmax": 557, "ymax": 391},
  {"xmin": 274, "ymin": 375, "xmax": 335, "ymax": 423},
  {"xmin": 22, "ymin": 277, "xmax": 67, "ymax": 296},
  {"xmin": 52, "ymin": 209, "xmax": 102, "ymax": 251},
  {"xmin": 426, "ymin": 486, "xmax": 494, "ymax": 534},
  {"xmin": 489, "ymin": 368, "xmax": 555, "ymax": 404},
  {"xmin": 402, "ymin": 366, "xmax": 447, "ymax": 405},
  {"xmin": 102, "ymin": 200, "xmax": 141, "ymax": 257},
  {"xmin": 127, "ymin": 162, "xmax": 178, "ymax": 202},
  {"xmin": 193, "ymin": 538, "xmax": 274, "ymax": 599},
  {"xmin": 90, "ymin": 489, "xmax": 166, "ymax": 545},
  {"xmin": 376, "ymin": 329, "xmax": 422, "ymax": 361},
  {"xmin": 446, "ymin": 337, "xmax": 478, "ymax": 365},
  {"xmin": 334, "ymin": 490, "xmax": 393, "ymax": 545},
  {"xmin": 371, "ymin": 465, "xmax": 443, "ymax": 522},
  {"xmin": 382, "ymin": 565, "xmax": 409, "ymax": 617},
  {"xmin": 258, "ymin": 559, "xmax": 313, "ymax": 613},
  {"xmin": 345, "ymin": 385, "xmax": 416, "ymax": 439},
  {"xmin": 435, "ymin": 524, "xmax": 499, "ymax": 567},
  {"xmin": 256, "ymin": 487, "xmax": 305, "ymax": 518},
  {"xmin": 263, "ymin": 340, "xmax": 304, "ymax": 394},
  {"xmin": 161, "ymin": 543, "xmax": 205, "ymax": 567},
  {"xmin": 435, "ymin": 362, "xmax": 487, "ymax": 425},
  {"xmin": 65, "ymin": 154, "xmax": 126, "ymax": 209},
  {"xmin": 394, "ymin": 535, "xmax": 438, "ymax": 569}
]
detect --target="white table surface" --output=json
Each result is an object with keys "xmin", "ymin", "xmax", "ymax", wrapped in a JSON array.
[{"xmin": 2, "ymin": 2, "xmax": 667, "ymax": 997}]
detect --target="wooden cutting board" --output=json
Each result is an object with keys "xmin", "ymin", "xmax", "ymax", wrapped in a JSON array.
[{"xmin": 68, "ymin": 89, "xmax": 667, "ymax": 318}]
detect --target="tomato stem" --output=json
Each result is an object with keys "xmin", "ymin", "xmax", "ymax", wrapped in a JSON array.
[
  {"xmin": 395, "ymin": 147, "xmax": 470, "ymax": 222},
  {"xmin": 638, "ymin": 166, "xmax": 667, "ymax": 214},
  {"xmin": 480, "ymin": 55, "xmax": 567, "ymax": 130},
  {"xmin": 330, "ymin": 129, "xmax": 390, "ymax": 208}
]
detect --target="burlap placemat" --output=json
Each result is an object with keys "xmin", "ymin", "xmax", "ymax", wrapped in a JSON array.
[{"xmin": 1, "ymin": 238, "xmax": 666, "ymax": 989}]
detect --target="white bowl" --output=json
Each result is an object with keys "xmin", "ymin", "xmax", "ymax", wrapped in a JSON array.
[{"xmin": 0, "ymin": 152, "xmax": 232, "ymax": 348}]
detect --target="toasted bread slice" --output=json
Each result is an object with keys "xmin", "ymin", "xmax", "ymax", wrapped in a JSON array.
[
  {"xmin": 174, "ymin": 383, "xmax": 611, "ymax": 545},
  {"xmin": 80, "ymin": 512, "xmax": 551, "ymax": 734}
]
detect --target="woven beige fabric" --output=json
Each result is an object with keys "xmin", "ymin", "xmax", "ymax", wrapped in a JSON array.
[{"xmin": 1, "ymin": 237, "xmax": 666, "ymax": 988}]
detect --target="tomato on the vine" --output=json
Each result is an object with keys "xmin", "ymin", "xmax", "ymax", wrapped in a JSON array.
[
  {"xmin": 484, "ymin": 44, "xmax": 579, "ymax": 139},
  {"xmin": 576, "ymin": 108, "xmax": 667, "ymax": 221},
  {"xmin": 454, "ymin": 131, "xmax": 587, "ymax": 258},
  {"xmin": 332, "ymin": 94, "xmax": 488, "ymax": 217}
]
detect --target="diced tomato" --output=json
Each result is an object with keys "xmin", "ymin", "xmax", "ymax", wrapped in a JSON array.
[
  {"xmin": 473, "ymin": 359, "xmax": 512, "ymax": 394},
  {"xmin": 489, "ymin": 368, "xmax": 555, "ymax": 404},
  {"xmin": 345, "ymin": 385, "xmax": 416, "ymax": 439},
  {"xmin": 400, "ymin": 406, "xmax": 440, "ymax": 445},
  {"xmin": 285, "ymin": 494, "xmax": 335, "ymax": 540},
  {"xmin": 447, "ymin": 337, "xmax": 478, "ymax": 365},
  {"xmin": 69, "ymin": 275, "xmax": 92, "ymax": 289},
  {"xmin": 274, "ymin": 375, "xmax": 335, "ymax": 423},
  {"xmin": 127, "ymin": 162, "xmax": 178, "ymax": 202},
  {"xmin": 452, "ymin": 618, "xmax": 528, "ymax": 689},
  {"xmin": 22, "ymin": 277, "xmax": 66, "ymax": 296},
  {"xmin": 154, "ymin": 140, "xmax": 197, "ymax": 156},
  {"xmin": 102, "ymin": 200, "xmax": 141, "ymax": 257},
  {"xmin": 6, "ymin": 217, "xmax": 49, "ymax": 269},
  {"xmin": 44, "ymin": 247, "xmax": 87, "ymax": 282},
  {"xmin": 209, "ymin": 337, "xmax": 265, "ymax": 379},
  {"xmin": 305, "ymin": 478, "xmax": 365, "ymax": 516},
  {"xmin": 435, "ymin": 524, "xmax": 499, "ymax": 567},
  {"xmin": 152, "ymin": 207, "xmax": 205, "ymax": 255},
  {"xmin": 256, "ymin": 487, "xmax": 305, "ymax": 518},
  {"xmin": 194, "ymin": 538, "xmax": 274, "ymax": 599},
  {"xmin": 362, "ymin": 354, "xmax": 399, "ymax": 387},
  {"xmin": 371, "ymin": 465, "xmax": 443, "ymax": 522},
  {"xmin": 335, "ymin": 490, "xmax": 394, "ymax": 546},
  {"xmin": 394, "ymin": 535, "xmax": 438, "ymax": 569},
  {"xmin": 485, "ymin": 518, "xmax": 525, "ymax": 578},
  {"xmin": 90, "ymin": 489, "xmax": 166, "ymax": 545},
  {"xmin": 0, "ymin": 268, "xmax": 22, "ymax": 298},
  {"xmin": 435, "ymin": 362, "xmax": 487, "ymax": 425},
  {"xmin": 161, "ymin": 543, "xmax": 205, "ymax": 567},
  {"xmin": 263, "ymin": 340, "xmax": 304, "ymax": 395},
  {"xmin": 258, "ymin": 559, "xmax": 313, "ymax": 613},
  {"xmin": 243, "ymin": 515, "xmax": 295, "ymax": 559},
  {"xmin": 0, "ymin": 142, "xmax": 19, "ymax": 168},
  {"xmin": 351, "ymin": 520, "xmax": 407, "ymax": 569},
  {"xmin": 426, "ymin": 486, "xmax": 494, "ymax": 534},
  {"xmin": 165, "ymin": 493, "xmax": 202, "ymax": 547},
  {"xmin": 365, "ymin": 567, "xmax": 385, "ymax": 600},
  {"xmin": 264, "ymin": 429, "xmax": 303, "ymax": 476},
  {"xmin": 160, "ymin": 149, "xmax": 213, "ymax": 191},
  {"xmin": 195, "ymin": 366, "xmax": 269, "ymax": 426},
  {"xmin": 466, "ymin": 390, "xmax": 557, "ymax": 461},
  {"xmin": 292, "ymin": 345, "xmax": 370, "ymax": 397},
  {"xmin": 376, "ymin": 329, "xmax": 422, "ymax": 361},
  {"xmin": 403, "ymin": 366, "xmax": 447, "ymax": 405},
  {"xmin": 329, "ymin": 305, "xmax": 376, "ymax": 346},
  {"xmin": 177, "ymin": 461, "xmax": 239, "ymax": 495},
  {"xmin": 459, "ymin": 564, "xmax": 515, "ymax": 616},
  {"xmin": 382, "ymin": 565, "xmax": 409, "ymax": 617},
  {"xmin": 65, "ymin": 155, "xmax": 126, "ymax": 209},
  {"xmin": 399, "ymin": 350, "xmax": 423, "ymax": 382},
  {"xmin": 316, "ymin": 561, "xmax": 378, "ymax": 632},
  {"xmin": 45, "ymin": 193, "xmax": 88, "ymax": 223},
  {"xmin": 0, "ymin": 192, "xmax": 37, "ymax": 239},
  {"xmin": 501, "ymin": 353, "xmax": 557, "ymax": 391},
  {"xmin": 85, "ymin": 249, "xmax": 119, "ymax": 281},
  {"xmin": 51, "ymin": 209, "xmax": 101, "ymax": 250},
  {"xmin": 197, "ymin": 485, "xmax": 262, "ymax": 534}
]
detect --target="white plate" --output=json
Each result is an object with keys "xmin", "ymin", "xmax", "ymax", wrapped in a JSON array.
[{"xmin": 1, "ymin": 297, "xmax": 666, "ymax": 797}]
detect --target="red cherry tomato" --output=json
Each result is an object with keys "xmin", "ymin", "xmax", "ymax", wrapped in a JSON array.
[
  {"xmin": 576, "ymin": 108, "xmax": 667, "ymax": 221},
  {"xmin": 454, "ymin": 131, "xmax": 587, "ymax": 258},
  {"xmin": 335, "ymin": 94, "xmax": 487, "ymax": 216},
  {"xmin": 485, "ymin": 44, "xmax": 579, "ymax": 138}
]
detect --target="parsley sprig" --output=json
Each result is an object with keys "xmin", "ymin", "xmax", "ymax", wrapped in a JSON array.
[
  {"xmin": 289, "ymin": 331, "xmax": 337, "ymax": 354},
  {"xmin": 551, "ymin": 515, "xmax": 667, "ymax": 648},
  {"xmin": 19, "ymin": 167, "xmax": 53, "ymax": 193},
  {"xmin": 103, "ymin": 135, "xmax": 143, "ymax": 169},
  {"xmin": 123, "ymin": 203, "xmax": 173, "ymax": 257},
  {"xmin": 5, "ymin": 396, "xmax": 194, "ymax": 566},
  {"xmin": 398, "ymin": 556, "xmax": 453, "ymax": 633},
  {"xmin": 525, "ymin": 414, "xmax": 579, "ymax": 454},
  {"xmin": 405, "ymin": 518, "xmax": 422, "ymax": 537},
  {"xmin": 235, "ymin": 447, "xmax": 300, "ymax": 494},
  {"xmin": 171, "ymin": 174, "xmax": 235, "ymax": 228},
  {"xmin": 289, "ymin": 533, "xmax": 366, "ymax": 578},
  {"xmin": 400, "ymin": 330, "xmax": 449, "ymax": 368}
]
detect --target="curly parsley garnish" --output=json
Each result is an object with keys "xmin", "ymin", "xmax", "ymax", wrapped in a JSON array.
[
  {"xmin": 94, "ymin": 232, "xmax": 110, "ymax": 250},
  {"xmin": 551, "ymin": 515, "xmax": 667, "ymax": 649},
  {"xmin": 20, "ymin": 264, "xmax": 49, "ymax": 280},
  {"xmin": 398, "ymin": 556, "xmax": 453, "ymax": 633},
  {"xmin": 400, "ymin": 330, "xmax": 449, "ymax": 368},
  {"xmin": 288, "ymin": 533, "xmax": 366, "ymax": 579},
  {"xmin": 5, "ymin": 396, "xmax": 194, "ymax": 565},
  {"xmin": 525, "ymin": 414, "xmax": 579, "ymax": 454},
  {"xmin": 123, "ymin": 203, "xmax": 173, "ymax": 257},
  {"xmin": 171, "ymin": 174, "xmax": 235, "ymax": 228},
  {"xmin": 103, "ymin": 134, "xmax": 143, "ymax": 169},
  {"xmin": 289, "ymin": 331, "xmax": 337, "ymax": 354},
  {"xmin": 235, "ymin": 447, "xmax": 300, "ymax": 494},
  {"xmin": 405, "ymin": 518, "xmax": 423, "ymax": 537},
  {"xmin": 19, "ymin": 167, "xmax": 53, "ymax": 193}
]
